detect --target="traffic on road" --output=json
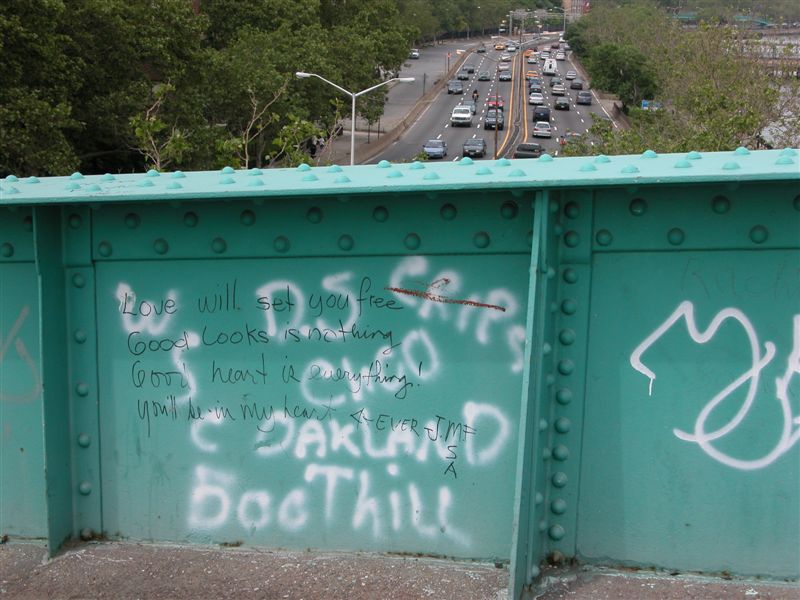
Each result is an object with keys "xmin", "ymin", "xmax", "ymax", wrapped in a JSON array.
[{"xmin": 376, "ymin": 35, "xmax": 614, "ymax": 163}]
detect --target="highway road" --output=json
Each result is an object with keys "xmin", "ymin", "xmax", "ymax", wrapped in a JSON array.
[{"xmin": 373, "ymin": 36, "xmax": 613, "ymax": 163}]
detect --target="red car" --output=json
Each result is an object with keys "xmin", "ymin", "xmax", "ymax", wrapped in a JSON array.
[{"xmin": 486, "ymin": 95, "xmax": 505, "ymax": 111}]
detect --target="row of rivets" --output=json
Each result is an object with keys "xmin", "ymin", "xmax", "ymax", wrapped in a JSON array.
[
  {"xmin": 590, "ymin": 223, "xmax": 774, "ymax": 248},
  {"xmin": 71, "ymin": 267, "xmax": 94, "ymax": 516}
]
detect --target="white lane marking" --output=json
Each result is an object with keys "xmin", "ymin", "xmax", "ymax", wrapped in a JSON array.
[
  {"xmin": 580, "ymin": 118, "xmax": 585, "ymax": 123},
  {"xmin": 472, "ymin": 133, "xmax": 477, "ymax": 138},
  {"xmin": 437, "ymin": 133, "xmax": 443, "ymax": 139},
  {"xmin": 452, "ymin": 156, "xmax": 459, "ymax": 162}
]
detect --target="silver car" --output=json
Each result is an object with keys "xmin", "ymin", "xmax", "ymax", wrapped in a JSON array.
[{"xmin": 423, "ymin": 139, "xmax": 447, "ymax": 159}]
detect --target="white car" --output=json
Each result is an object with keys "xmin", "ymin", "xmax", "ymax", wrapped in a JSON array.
[
  {"xmin": 500, "ymin": 53, "xmax": 512, "ymax": 62},
  {"xmin": 540, "ymin": 51, "xmax": 550, "ymax": 60},
  {"xmin": 532, "ymin": 121, "xmax": 552, "ymax": 138},
  {"xmin": 556, "ymin": 52, "xmax": 566, "ymax": 61},
  {"xmin": 528, "ymin": 92, "xmax": 544, "ymax": 105},
  {"xmin": 552, "ymin": 84, "xmax": 566, "ymax": 96},
  {"xmin": 506, "ymin": 44, "xmax": 517, "ymax": 52},
  {"xmin": 498, "ymin": 63, "xmax": 510, "ymax": 72},
  {"xmin": 450, "ymin": 106, "xmax": 473, "ymax": 127},
  {"xmin": 565, "ymin": 70, "xmax": 577, "ymax": 80},
  {"xmin": 527, "ymin": 56, "xmax": 538, "ymax": 64}
]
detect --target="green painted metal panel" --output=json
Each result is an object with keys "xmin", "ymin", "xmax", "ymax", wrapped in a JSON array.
[
  {"xmin": 91, "ymin": 195, "xmax": 532, "ymax": 560},
  {"xmin": 0, "ymin": 258, "xmax": 47, "ymax": 538},
  {"xmin": 577, "ymin": 185, "xmax": 800, "ymax": 577}
]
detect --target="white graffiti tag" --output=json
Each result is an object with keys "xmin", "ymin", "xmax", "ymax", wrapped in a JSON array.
[{"xmin": 630, "ymin": 301, "xmax": 800, "ymax": 470}]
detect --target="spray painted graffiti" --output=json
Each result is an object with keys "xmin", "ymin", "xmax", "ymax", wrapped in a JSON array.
[
  {"xmin": 0, "ymin": 306, "xmax": 41, "ymax": 403},
  {"xmin": 110, "ymin": 256, "xmax": 527, "ymax": 550},
  {"xmin": 630, "ymin": 300, "xmax": 800, "ymax": 470}
]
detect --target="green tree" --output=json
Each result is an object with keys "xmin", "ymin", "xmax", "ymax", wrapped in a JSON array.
[{"xmin": 586, "ymin": 44, "xmax": 659, "ymax": 107}]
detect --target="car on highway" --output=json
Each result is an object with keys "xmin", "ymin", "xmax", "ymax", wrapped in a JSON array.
[
  {"xmin": 464, "ymin": 100, "xmax": 478, "ymax": 114},
  {"xmin": 450, "ymin": 106, "xmax": 473, "ymax": 127},
  {"xmin": 532, "ymin": 121, "xmax": 552, "ymax": 138},
  {"xmin": 552, "ymin": 84, "xmax": 566, "ymax": 96},
  {"xmin": 565, "ymin": 70, "xmax": 577, "ymax": 80},
  {"xmin": 464, "ymin": 63, "xmax": 476, "ymax": 74},
  {"xmin": 513, "ymin": 143, "xmax": 543, "ymax": 158},
  {"xmin": 500, "ymin": 53, "xmax": 512, "ymax": 62},
  {"xmin": 524, "ymin": 48, "xmax": 534, "ymax": 57},
  {"xmin": 447, "ymin": 80, "xmax": 464, "ymax": 94},
  {"xmin": 506, "ymin": 44, "xmax": 517, "ymax": 52},
  {"xmin": 540, "ymin": 51, "xmax": 550, "ymax": 60},
  {"xmin": 528, "ymin": 77, "xmax": 543, "ymax": 87},
  {"xmin": 457, "ymin": 69, "xmax": 470, "ymax": 80},
  {"xmin": 528, "ymin": 92, "xmax": 544, "ymax": 105},
  {"xmin": 498, "ymin": 71, "xmax": 512, "ymax": 82},
  {"xmin": 494, "ymin": 42, "xmax": 506, "ymax": 50},
  {"xmin": 487, "ymin": 95, "xmax": 505, "ymax": 110},
  {"xmin": 484, "ymin": 109, "xmax": 504, "ymax": 130},
  {"xmin": 549, "ymin": 77, "xmax": 563, "ymax": 87},
  {"xmin": 529, "ymin": 83, "xmax": 543, "ymax": 94},
  {"xmin": 423, "ymin": 139, "xmax": 447, "ymax": 159},
  {"xmin": 525, "ymin": 70, "xmax": 539, "ymax": 80},
  {"xmin": 476, "ymin": 45, "xmax": 487, "ymax": 53},
  {"xmin": 533, "ymin": 106, "xmax": 551, "ymax": 122},
  {"xmin": 550, "ymin": 42, "xmax": 560, "ymax": 50},
  {"xmin": 527, "ymin": 55, "xmax": 538, "ymax": 64},
  {"xmin": 497, "ymin": 63, "xmax": 510, "ymax": 72},
  {"xmin": 576, "ymin": 91, "xmax": 593, "ymax": 105},
  {"xmin": 463, "ymin": 138, "xmax": 488, "ymax": 158},
  {"xmin": 409, "ymin": 48, "xmax": 420, "ymax": 59},
  {"xmin": 554, "ymin": 97, "xmax": 570, "ymax": 110},
  {"xmin": 556, "ymin": 52, "xmax": 566, "ymax": 60},
  {"xmin": 478, "ymin": 71, "xmax": 491, "ymax": 81},
  {"xmin": 570, "ymin": 78, "xmax": 584, "ymax": 90}
]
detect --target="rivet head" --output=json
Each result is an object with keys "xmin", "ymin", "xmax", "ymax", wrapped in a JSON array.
[
  {"xmin": 171, "ymin": 171, "xmax": 186, "ymax": 178},
  {"xmin": 539, "ymin": 520, "xmax": 548, "ymax": 532},
  {"xmin": 501, "ymin": 201, "xmax": 518, "ymax": 219},
  {"xmin": 138, "ymin": 179, "xmax": 155, "ymax": 188},
  {"xmin": 534, "ymin": 492, "xmax": 544, "ymax": 505},
  {"xmin": 542, "ymin": 343, "xmax": 552, "ymax": 355},
  {"xmin": 508, "ymin": 168, "xmax": 525, "ymax": 177},
  {"xmin": 65, "ymin": 182, "xmax": 80, "ymax": 191},
  {"xmin": 423, "ymin": 171, "xmax": 440, "ymax": 180},
  {"xmin": 564, "ymin": 231, "xmax": 580, "ymax": 247},
  {"xmin": 387, "ymin": 170, "xmax": 403, "ymax": 179},
  {"xmin": 539, "ymin": 419, "xmax": 549, "ymax": 431},
  {"xmin": 641, "ymin": 149, "xmax": 658, "ymax": 158},
  {"xmin": 78, "ymin": 481, "xmax": 92, "ymax": 496},
  {"xmin": 749, "ymin": 225, "xmax": 768, "ymax": 244},
  {"xmin": 240, "ymin": 209, "xmax": 256, "ymax": 226},
  {"xmin": 80, "ymin": 528, "xmax": 93, "ymax": 541},
  {"xmin": 273, "ymin": 236, "xmax": 290, "ymax": 253},
  {"xmin": 595, "ymin": 229, "xmax": 612, "ymax": 246},
  {"xmin": 334, "ymin": 174, "xmax": 350, "ymax": 183},
  {"xmin": 734, "ymin": 146, "xmax": 750, "ymax": 155},
  {"xmin": 530, "ymin": 565, "xmax": 541, "ymax": 579},
  {"xmin": 377, "ymin": 160, "xmax": 391, "ymax": 168},
  {"xmin": 440, "ymin": 203, "xmax": 457, "ymax": 220},
  {"xmin": 687, "ymin": 151, "xmax": 702, "ymax": 160},
  {"xmin": 0, "ymin": 243, "xmax": 13, "ymax": 258},
  {"xmin": 548, "ymin": 524, "xmax": 566, "ymax": 541},
  {"xmin": 667, "ymin": 228, "xmax": 685, "ymax": 246},
  {"xmin": 246, "ymin": 178, "xmax": 264, "ymax": 187},
  {"xmin": 776, "ymin": 154, "xmax": 796, "ymax": 164},
  {"xmin": 558, "ymin": 359, "xmax": 574, "ymax": 375},
  {"xmin": 629, "ymin": 198, "xmax": 647, "ymax": 215},
  {"xmin": 153, "ymin": 239, "xmax": 169, "ymax": 255},
  {"xmin": 77, "ymin": 433, "xmax": 91, "ymax": 448},
  {"xmin": 124, "ymin": 213, "xmax": 141, "ymax": 228},
  {"xmin": 621, "ymin": 165, "xmax": 639, "ymax": 174},
  {"xmin": 674, "ymin": 159, "xmax": 692, "ymax": 169},
  {"xmin": 556, "ymin": 388, "xmax": 573, "ymax": 405},
  {"xmin": 476, "ymin": 166, "xmax": 492, "ymax": 175},
  {"xmin": 538, "ymin": 154, "xmax": 554, "ymax": 162},
  {"xmin": 459, "ymin": 157, "xmax": 473, "ymax": 166},
  {"xmin": 594, "ymin": 154, "xmax": 611, "ymax": 163},
  {"xmin": 561, "ymin": 299, "xmax": 577, "ymax": 315},
  {"xmin": 5, "ymin": 175, "xmax": 19, "ymax": 182},
  {"xmin": 712, "ymin": 196, "xmax": 730, "ymax": 214},
  {"xmin": 552, "ymin": 445, "xmax": 569, "ymax": 461},
  {"xmin": 68, "ymin": 214, "xmax": 83, "ymax": 229},
  {"xmin": 306, "ymin": 207, "xmax": 323, "ymax": 223},
  {"xmin": 579, "ymin": 162, "xmax": 597, "ymax": 172},
  {"xmin": 297, "ymin": 163, "xmax": 311, "ymax": 171},
  {"xmin": 146, "ymin": 169, "xmax": 160, "ymax": 177},
  {"xmin": 183, "ymin": 212, "xmax": 198, "ymax": 227},
  {"xmin": 562, "ymin": 268, "xmax": 578, "ymax": 284},
  {"xmin": 76, "ymin": 382, "xmax": 89, "ymax": 397},
  {"xmin": 564, "ymin": 202, "xmax": 579, "ymax": 219},
  {"xmin": 72, "ymin": 273, "xmax": 86, "ymax": 288},
  {"xmin": 722, "ymin": 161, "xmax": 740, "ymax": 170},
  {"xmin": 101, "ymin": 173, "xmax": 116, "ymax": 181},
  {"xmin": 73, "ymin": 329, "xmax": 87, "ymax": 344},
  {"xmin": 338, "ymin": 234, "xmax": 354, "ymax": 251},
  {"xmin": 473, "ymin": 231, "xmax": 490, "ymax": 249},
  {"xmin": 404, "ymin": 233, "xmax": 421, "ymax": 250},
  {"xmin": 221, "ymin": 166, "xmax": 235, "ymax": 175},
  {"xmin": 555, "ymin": 417, "xmax": 571, "ymax": 434},
  {"xmin": 211, "ymin": 237, "xmax": 227, "ymax": 253},
  {"xmin": 219, "ymin": 176, "xmax": 236, "ymax": 185},
  {"xmin": 551, "ymin": 472, "xmax": 568, "ymax": 488},
  {"xmin": 373, "ymin": 206, "xmax": 389, "ymax": 222},
  {"xmin": 559, "ymin": 329, "xmax": 575, "ymax": 345},
  {"xmin": 97, "ymin": 242, "xmax": 112, "ymax": 257},
  {"xmin": 551, "ymin": 499, "xmax": 567, "ymax": 515},
  {"xmin": 409, "ymin": 161, "xmax": 425, "ymax": 170}
]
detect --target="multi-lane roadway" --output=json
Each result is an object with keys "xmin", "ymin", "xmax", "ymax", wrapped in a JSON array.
[{"xmin": 375, "ymin": 36, "xmax": 614, "ymax": 163}]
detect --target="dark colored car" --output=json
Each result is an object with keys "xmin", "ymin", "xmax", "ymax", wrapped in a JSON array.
[
  {"xmin": 533, "ymin": 106, "xmax": 551, "ymax": 122},
  {"xmin": 529, "ymin": 83, "xmax": 543, "ymax": 94},
  {"xmin": 457, "ymin": 69, "xmax": 470, "ymax": 80},
  {"xmin": 570, "ymin": 78, "xmax": 584, "ymax": 90},
  {"xmin": 498, "ymin": 71, "xmax": 512, "ymax": 82},
  {"xmin": 576, "ymin": 91, "xmax": 593, "ymax": 105},
  {"xmin": 478, "ymin": 71, "xmax": 491, "ymax": 81},
  {"xmin": 476, "ymin": 45, "xmax": 487, "ymax": 53},
  {"xmin": 513, "ymin": 143, "xmax": 543, "ymax": 158},
  {"xmin": 464, "ymin": 63, "xmax": 476, "ymax": 73},
  {"xmin": 484, "ymin": 109, "xmax": 505, "ymax": 130},
  {"xmin": 463, "ymin": 138, "xmax": 488, "ymax": 158},
  {"xmin": 554, "ymin": 97, "xmax": 570, "ymax": 110},
  {"xmin": 447, "ymin": 80, "xmax": 464, "ymax": 94},
  {"xmin": 549, "ymin": 77, "xmax": 563, "ymax": 87}
]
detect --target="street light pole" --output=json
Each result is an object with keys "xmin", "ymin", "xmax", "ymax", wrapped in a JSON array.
[{"xmin": 295, "ymin": 72, "xmax": 415, "ymax": 166}]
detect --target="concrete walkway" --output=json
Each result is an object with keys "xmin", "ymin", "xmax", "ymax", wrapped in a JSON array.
[{"xmin": 2, "ymin": 542, "xmax": 797, "ymax": 599}]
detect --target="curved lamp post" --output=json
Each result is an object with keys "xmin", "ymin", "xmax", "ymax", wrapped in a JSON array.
[{"xmin": 295, "ymin": 72, "xmax": 415, "ymax": 165}]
